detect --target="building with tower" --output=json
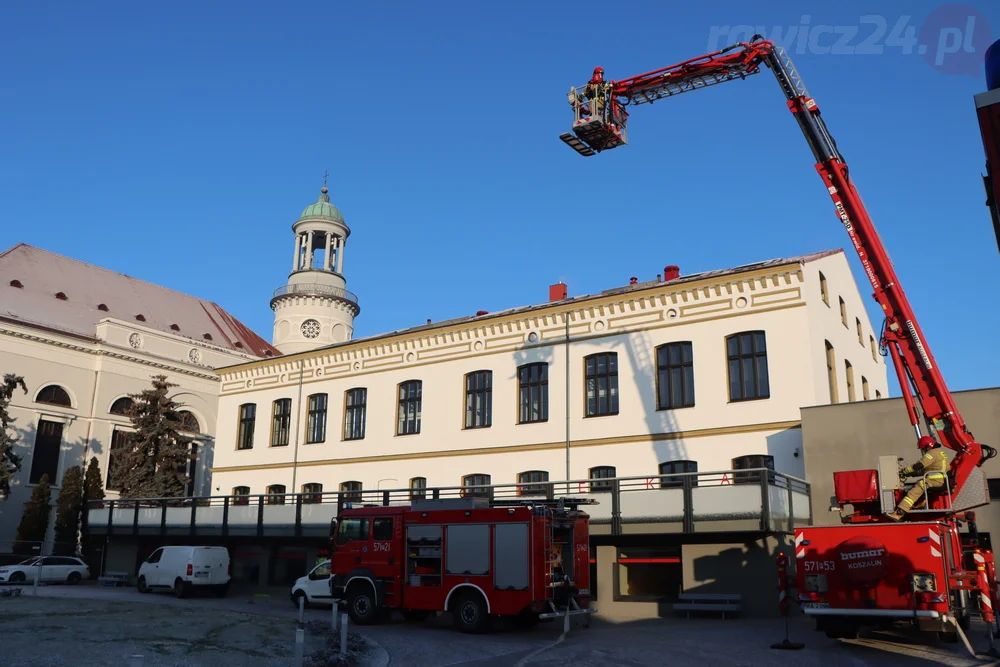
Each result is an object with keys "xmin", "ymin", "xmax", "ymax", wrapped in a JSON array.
[{"xmin": 271, "ymin": 184, "xmax": 360, "ymax": 355}]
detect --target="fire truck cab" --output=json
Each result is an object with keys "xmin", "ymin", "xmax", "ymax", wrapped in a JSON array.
[{"xmin": 328, "ymin": 496, "xmax": 596, "ymax": 633}]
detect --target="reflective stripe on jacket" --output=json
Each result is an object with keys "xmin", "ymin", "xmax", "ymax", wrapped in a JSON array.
[{"xmin": 904, "ymin": 448, "xmax": 948, "ymax": 479}]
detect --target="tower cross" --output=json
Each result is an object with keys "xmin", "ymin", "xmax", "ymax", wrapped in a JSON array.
[{"xmin": 322, "ymin": 170, "xmax": 329, "ymax": 187}]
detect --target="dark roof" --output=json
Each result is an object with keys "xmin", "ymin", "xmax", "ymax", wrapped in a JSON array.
[{"xmin": 0, "ymin": 243, "xmax": 279, "ymax": 357}]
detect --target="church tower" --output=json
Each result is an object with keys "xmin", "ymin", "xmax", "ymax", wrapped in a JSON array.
[{"xmin": 270, "ymin": 182, "xmax": 360, "ymax": 355}]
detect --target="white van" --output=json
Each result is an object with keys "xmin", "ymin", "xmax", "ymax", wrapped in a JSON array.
[
  {"xmin": 137, "ymin": 546, "xmax": 230, "ymax": 598},
  {"xmin": 290, "ymin": 560, "xmax": 334, "ymax": 607}
]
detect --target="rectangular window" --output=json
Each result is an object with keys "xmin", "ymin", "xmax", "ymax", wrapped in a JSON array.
[
  {"xmin": 518, "ymin": 363, "xmax": 548, "ymax": 424},
  {"xmin": 373, "ymin": 518, "xmax": 394, "ymax": 541},
  {"xmin": 446, "ymin": 524, "xmax": 490, "ymax": 576},
  {"xmin": 271, "ymin": 398, "xmax": 291, "ymax": 447},
  {"xmin": 656, "ymin": 342, "xmax": 694, "ymax": 410},
  {"xmin": 614, "ymin": 546, "xmax": 682, "ymax": 602},
  {"xmin": 585, "ymin": 353, "xmax": 619, "ymax": 417},
  {"xmin": 819, "ymin": 271, "xmax": 829, "ymax": 305},
  {"xmin": 397, "ymin": 381, "xmax": 422, "ymax": 435},
  {"xmin": 336, "ymin": 517, "xmax": 370, "ymax": 545},
  {"xmin": 845, "ymin": 360, "xmax": 855, "ymax": 402},
  {"xmin": 306, "ymin": 394, "xmax": 328, "ymax": 443},
  {"xmin": 839, "ymin": 297, "xmax": 847, "ymax": 328},
  {"xmin": 856, "ymin": 317, "xmax": 863, "ymax": 346},
  {"xmin": 726, "ymin": 331, "xmax": 769, "ymax": 402},
  {"xmin": 343, "ymin": 388, "xmax": 366, "ymax": 440},
  {"xmin": 105, "ymin": 428, "xmax": 131, "ymax": 491},
  {"xmin": 464, "ymin": 371, "xmax": 492, "ymax": 428},
  {"xmin": 29, "ymin": 420, "xmax": 62, "ymax": 485},
  {"xmin": 237, "ymin": 404, "xmax": 255, "ymax": 450}
]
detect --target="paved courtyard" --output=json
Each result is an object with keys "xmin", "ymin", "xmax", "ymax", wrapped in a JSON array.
[{"xmin": 4, "ymin": 583, "xmax": 1000, "ymax": 666}]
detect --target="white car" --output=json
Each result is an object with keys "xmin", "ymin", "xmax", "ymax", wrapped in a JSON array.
[
  {"xmin": 137, "ymin": 546, "xmax": 231, "ymax": 598},
  {"xmin": 0, "ymin": 556, "xmax": 90, "ymax": 584},
  {"xmin": 291, "ymin": 560, "xmax": 334, "ymax": 607}
]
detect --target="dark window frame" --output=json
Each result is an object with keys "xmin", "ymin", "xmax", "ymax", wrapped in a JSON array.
[
  {"xmin": 271, "ymin": 398, "xmax": 291, "ymax": 447},
  {"xmin": 409, "ymin": 477, "xmax": 427, "ymax": 501},
  {"xmin": 306, "ymin": 393, "xmax": 328, "ymax": 444},
  {"xmin": 109, "ymin": 397, "xmax": 133, "ymax": 416},
  {"xmin": 237, "ymin": 403, "xmax": 256, "ymax": 450},
  {"xmin": 36, "ymin": 385, "xmax": 71, "ymax": 407},
  {"xmin": 340, "ymin": 480, "xmax": 362, "ymax": 503},
  {"xmin": 344, "ymin": 388, "xmax": 367, "ymax": 440},
  {"xmin": 655, "ymin": 342, "xmax": 695, "ymax": 410},
  {"xmin": 464, "ymin": 370, "xmax": 493, "ymax": 429},
  {"xmin": 726, "ymin": 331, "xmax": 770, "ymax": 402},
  {"xmin": 29, "ymin": 419, "xmax": 63, "ymax": 485},
  {"xmin": 266, "ymin": 484, "xmax": 286, "ymax": 505},
  {"xmin": 589, "ymin": 465, "xmax": 617, "ymax": 492},
  {"xmin": 397, "ymin": 380, "xmax": 422, "ymax": 435},
  {"xmin": 461, "ymin": 473, "xmax": 492, "ymax": 499},
  {"xmin": 517, "ymin": 363, "xmax": 549, "ymax": 424},
  {"xmin": 517, "ymin": 470, "xmax": 551, "ymax": 496},
  {"xmin": 301, "ymin": 482, "xmax": 323, "ymax": 504},
  {"xmin": 658, "ymin": 460, "xmax": 698, "ymax": 488},
  {"xmin": 232, "ymin": 486, "xmax": 251, "ymax": 505},
  {"xmin": 584, "ymin": 353, "xmax": 619, "ymax": 417}
]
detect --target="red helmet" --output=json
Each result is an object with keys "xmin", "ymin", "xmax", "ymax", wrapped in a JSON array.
[{"xmin": 918, "ymin": 436, "xmax": 936, "ymax": 450}]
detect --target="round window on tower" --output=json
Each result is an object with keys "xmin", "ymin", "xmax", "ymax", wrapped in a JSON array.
[{"xmin": 301, "ymin": 319, "xmax": 321, "ymax": 339}]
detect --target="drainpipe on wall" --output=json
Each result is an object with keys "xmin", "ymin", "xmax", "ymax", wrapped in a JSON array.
[
  {"xmin": 565, "ymin": 312, "xmax": 571, "ymax": 484},
  {"xmin": 291, "ymin": 357, "xmax": 304, "ymax": 493}
]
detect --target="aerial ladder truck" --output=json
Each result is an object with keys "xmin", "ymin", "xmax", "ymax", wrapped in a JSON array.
[{"xmin": 560, "ymin": 35, "xmax": 998, "ymax": 651}]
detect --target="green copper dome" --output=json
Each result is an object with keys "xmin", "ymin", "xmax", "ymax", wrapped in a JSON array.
[{"xmin": 298, "ymin": 187, "xmax": 344, "ymax": 223}]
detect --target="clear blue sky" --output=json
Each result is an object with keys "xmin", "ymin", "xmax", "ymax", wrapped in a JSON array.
[{"xmin": 2, "ymin": 1, "xmax": 999, "ymax": 397}]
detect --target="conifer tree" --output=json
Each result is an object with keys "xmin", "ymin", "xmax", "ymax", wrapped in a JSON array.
[
  {"xmin": 53, "ymin": 465, "xmax": 84, "ymax": 556},
  {"xmin": 0, "ymin": 374, "xmax": 27, "ymax": 502},
  {"xmin": 112, "ymin": 375, "xmax": 191, "ymax": 498},
  {"xmin": 83, "ymin": 457, "xmax": 105, "ymax": 503},
  {"xmin": 14, "ymin": 473, "xmax": 51, "ymax": 554}
]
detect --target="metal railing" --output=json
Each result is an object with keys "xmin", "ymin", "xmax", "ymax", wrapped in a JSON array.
[
  {"xmin": 84, "ymin": 469, "xmax": 810, "ymax": 540},
  {"xmin": 271, "ymin": 283, "xmax": 359, "ymax": 304}
]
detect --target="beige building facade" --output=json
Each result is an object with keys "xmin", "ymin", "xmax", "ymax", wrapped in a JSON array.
[{"xmin": 0, "ymin": 244, "xmax": 276, "ymax": 551}]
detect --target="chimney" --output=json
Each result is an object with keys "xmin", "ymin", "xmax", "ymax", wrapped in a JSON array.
[
  {"xmin": 476, "ymin": 310, "xmax": 488, "ymax": 316},
  {"xmin": 549, "ymin": 282, "xmax": 567, "ymax": 301},
  {"xmin": 629, "ymin": 276, "xmax": 638, "ymax": 285},
  {"xmin": 663, "ymin": 265, "xmax": 680, "ymax": 281}
]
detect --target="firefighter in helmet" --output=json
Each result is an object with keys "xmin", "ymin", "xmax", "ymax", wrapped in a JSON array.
[
  {"xmin": 886, "ymin": 436, "xmax": 948, "ymax": 521},
  {"xmin": 583, "ymin": 67, "xmax": 606, "ymax": 121}
]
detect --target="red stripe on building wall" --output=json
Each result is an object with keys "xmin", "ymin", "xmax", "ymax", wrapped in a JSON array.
[{"xmin": 616, "ymin": 558, "xmax": 681, "ymax": 564}]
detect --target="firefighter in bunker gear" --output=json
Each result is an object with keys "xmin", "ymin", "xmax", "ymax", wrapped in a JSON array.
[{"xmin": 886, "ymin": 436, "xmax": 948, "ymax": 520}]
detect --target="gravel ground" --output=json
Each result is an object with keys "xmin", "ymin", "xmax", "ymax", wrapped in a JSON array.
[{"xmin": 10, "ymin": 583, "xmax": 1000, "ymax": 666}]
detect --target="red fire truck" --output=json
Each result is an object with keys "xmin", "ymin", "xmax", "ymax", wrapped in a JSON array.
[
  {"xmin": 327, "ymin": 496, "xmax": 596, "ymax": 633},
  {"xmin": 559, "ymin": 35, "xmax": 999, "ymax": 653}
]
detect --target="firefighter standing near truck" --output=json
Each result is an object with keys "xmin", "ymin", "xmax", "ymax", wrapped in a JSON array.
[{"xmin": 886, "ymin": 436, "xmax": 949, "ymax": 520}]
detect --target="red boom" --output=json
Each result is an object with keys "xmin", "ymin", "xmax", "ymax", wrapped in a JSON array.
[{"xmin": 560, "ymin": 37, "xmax": 993, "ymax": 517}]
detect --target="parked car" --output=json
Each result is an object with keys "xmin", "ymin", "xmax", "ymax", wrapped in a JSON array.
[
  {"xmin": 291, "ymin": 560, "xmax": 334, "ymax": 607},
  {"xmin": 0, "ymin": 556, "xmax": 90, "ymax": 584},
  {"xmin": 137, "ymin": 546, "xmax": 230, "ymax": 598}
]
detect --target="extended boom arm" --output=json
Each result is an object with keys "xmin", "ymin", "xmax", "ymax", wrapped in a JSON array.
[{"xmin": 560, "ymin": 37, "xmax": 994, "ymax": 513}]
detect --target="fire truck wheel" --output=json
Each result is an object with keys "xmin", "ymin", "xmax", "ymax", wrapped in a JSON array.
[
  {"xmin": 452, "ymin": 591, "xmax": 490, "ymax": 634},
  {"xmin": 347, "ymin": 584, "xmax": 379, "ymax": 625}
]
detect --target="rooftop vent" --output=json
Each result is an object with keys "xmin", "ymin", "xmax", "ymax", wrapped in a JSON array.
[
  {"xmin": 234, "ymin": 341, "xmax": 244, "ymax": 349},
  {"xmin": 203, "ymin": 333, "xmax": 213, "ymax": 341},
  {"xmin": 169, "ymin": 324, "xmax": 180, "ymax": 331},
  {"xmin": 9, "ymin": 280, "xmax": 22, "ymax": 288},
  {"xmin": 55, "ymin": 292, "xmax": 68, "ymax": 300},
  {"xmin": 135, "ymin": 314, "xmax": 146, "ymax": 322},
  {"xmin": 97, "ymin": 303, "xmax": 109, "ymax": 312},
  {"xmin": 264, "ymin": 350, "xmax": 273, "ymax": 357},
  {"xmin": 663, "ymin": 265, "xmax": 680, "ymax": 281},
  {"xmin": 549, "ymin": 282, "xmax": 568, "ymax": 301}
]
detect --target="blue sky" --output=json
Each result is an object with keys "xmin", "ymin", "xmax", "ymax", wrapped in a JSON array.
[{"xmin": 2, "ymin": 0, "xmax": 999, "ymax": 397}]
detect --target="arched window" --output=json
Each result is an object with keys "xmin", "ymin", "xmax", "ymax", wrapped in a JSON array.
[
  {"xmin": 266, "ymin": 484, "xmax": 286, "ymax": 505},
  {"xmin": 232, "ymin": 486, "xmax": 250, "ymax": 505},
  {"xmin": 340, "ymin": 481, "xmax": 362, "ymax": 503},
  {"xmin": 176, "ymin": 410, "xmax": 200, "ymax": 433},
  {"xmin": 36, "ymin": 385, "xmax": 71, "ymax": 407},
  {"xmin": 302, "ymin": 482, "xmax": 323, "ymax": 504},
  {"xmin": 461, "ymin": 474, "xmax": 492, "ymax": 499},
  {"xmin": 658, "ymin": 460, "xmax": 698, "ymax": 488},
  {"xmin": 409, "ymin": 477, "xmax": 427, "ymax": 501},
  {"xmin": 517, "ymin": 470, "xmax": 551, "ymax": 497},
  {"xmin": 589, "ymin": 466, "xmax": 617, "ymax": 492},
  {"xmin": 109, "ymin": 396, "xmax": 134, "ymax": 415}
]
